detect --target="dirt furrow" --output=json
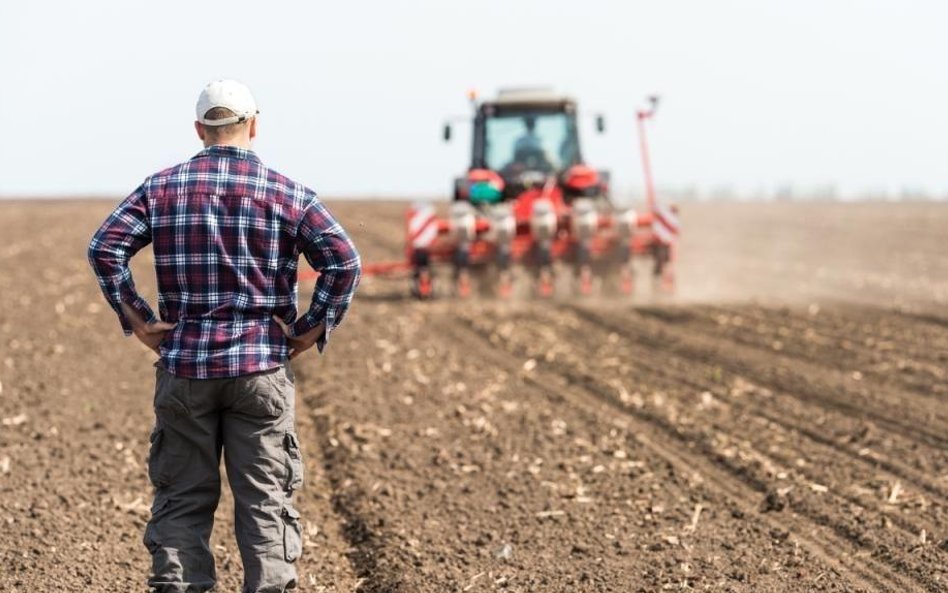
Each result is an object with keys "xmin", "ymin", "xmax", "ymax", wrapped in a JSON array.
[
  {"xmin": 518, "ymin": 304, "xmax": 948, "ymax": 515},
  {"xmin": 307, "ymin": 395, "xmax": 405, "ymax": 593},
  {"xmin": 558, "ymin": 305, "xmax": 948, "ymax": 504},
  {"xmin": 5, "ymin": 200, "xmax": 948, "ymax": 592},
  {"xmin": 543, "ymin": 305, "xmax": 948, "ymax": 499},
  {"xmin": 292, "ymin": 300, "xmax": 880, "ymax": 592},
  {"xmin": 706, "ymin": 304, "xmax": 948, "ymax": 361},
  {"xmin": 568, "ymin": 305, "xmax": 948, "ymax": 453},
  {"xmin": 287, "ymin": 363, "xmax": 363, "ymax": 592},
  {"xmin": 900, "ymin": 310, "xmax": 948, "ymax": 331},
  {"xmin": 458, "ymin": 305, "xmax": 948, "ymax": 588},
  {"xmin": 452, "ymin": 312, "xmax": 928, "ymax": 592},
  {"xmin": 691, "ymin": 305, "xmax": 947, "ymax": 398}
]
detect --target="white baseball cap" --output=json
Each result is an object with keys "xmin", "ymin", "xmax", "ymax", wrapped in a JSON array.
[{"xmin": 195, "ymin": 79, "xmax": 259, "ymax": 126}]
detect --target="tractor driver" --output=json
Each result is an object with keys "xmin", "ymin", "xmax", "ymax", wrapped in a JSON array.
[{"xmin": 510, "ymin": 115, "xmax": 554, "ymax": 172}]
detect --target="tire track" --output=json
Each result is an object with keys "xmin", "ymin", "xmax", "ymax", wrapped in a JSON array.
[{"xmin": 447, "ymin": 314, "xmax": 930, "ymax": 593}]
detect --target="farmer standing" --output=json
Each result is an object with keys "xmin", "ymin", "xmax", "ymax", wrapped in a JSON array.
[{"xmin": 88, "ymin": 80, "xmax": 361, "ymax": 592}]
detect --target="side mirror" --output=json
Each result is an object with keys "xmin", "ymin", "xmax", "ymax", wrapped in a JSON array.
[
  {"xmin": 595, "ymin": 114, "xmax": 606, "ymax": 133},
  {"xmin": 443, "ymin": 123, "xmax": 452, "ymax": 142}
]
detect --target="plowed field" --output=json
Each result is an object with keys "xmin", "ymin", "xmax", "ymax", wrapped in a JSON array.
[{"xmin": 1, "ymin": 200, "xmax": 946, "ymax": 592}]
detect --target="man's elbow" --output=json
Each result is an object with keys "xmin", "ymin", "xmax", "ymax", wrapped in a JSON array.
[
  {"xmin": 342, "ymin": 238, "xmax": 362, "ymax": 275},
  {"xmin": 87, "ymin": 234, "xmax": 121, "ymax": 274},
  {"xmin": 346, "ymin": 251, "xmax": 363, "ymax": 288},
  {"xmin": 87, "ymin": 237, "xmax": 104, "ymax": 268}
]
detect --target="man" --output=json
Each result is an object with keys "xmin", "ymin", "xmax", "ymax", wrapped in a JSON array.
[
  {"xmin": 510, "ymin": 115, "xmax": 553, "ymax": 172},
  {"xmin": 513, "ymin": 114, "xmax": 542, "ymax": 155},
  {"xmin": 88, "ymin": 79, "xmax": 361, "ymax": 593}
]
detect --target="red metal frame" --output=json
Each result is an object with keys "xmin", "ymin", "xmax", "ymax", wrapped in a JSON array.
[{"xmin": 637, "ymin": 98, "xmax": 659, "ymax": 213}]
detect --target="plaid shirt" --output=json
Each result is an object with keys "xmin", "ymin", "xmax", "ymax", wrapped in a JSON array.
[{"xmin": 88, "ymin": 145, "xmax": 361, "ymax": 379}]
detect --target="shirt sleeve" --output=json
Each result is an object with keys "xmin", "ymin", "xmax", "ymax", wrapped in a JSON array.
[
  {"xmin": 291, "ymin": 195, "xmax": 362, "ymax": 352},
  {"xmin": 87, "ymin": 185, "xmax": 157, "ymax": 335}
]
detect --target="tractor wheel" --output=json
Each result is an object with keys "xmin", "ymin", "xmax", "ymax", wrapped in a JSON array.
[
  {"xmin": 652, "ymin": 243, "xmax": 670, "ymax": 277},
  {"xmin": 497, "ymin": 270, "xmax": 514, "ymax": 299},
  {"xmin": 619, "ymin": 264, "xmax": 634, "ymax": 295},
  {"xmin": 455, "ymin": 268, "xmax": 472, "ymax": 298},
  {"xmin": 537, "ymin": 267, "xmax": 555, "ymax": 298},
  {"xmin": 577, "ymin": 265, "xmax": 594, "ymax": 296},
  {"xmin": 412, "ymin": 268, "xmax": 434, "ymax": 300}
]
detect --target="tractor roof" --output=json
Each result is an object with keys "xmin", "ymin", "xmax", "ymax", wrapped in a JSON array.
[{"xmin": 491, "ymin": 87, "xmax": 574, "ymax": 106}]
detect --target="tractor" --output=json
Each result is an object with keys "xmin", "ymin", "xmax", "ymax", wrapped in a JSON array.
[
  {"xmin": 404, "ymin": 88, "xmax": 678, "ymax": 299},
  {"xmin": 307, "ymin": 89, "xmax": 680, "ymax": 298}
]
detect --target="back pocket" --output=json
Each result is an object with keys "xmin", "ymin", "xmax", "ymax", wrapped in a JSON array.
[{"xmin": 234, "ymin": 368, "xmax": 286, "ymax": 418}]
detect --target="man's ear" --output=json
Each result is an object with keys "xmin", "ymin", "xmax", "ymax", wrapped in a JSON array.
[
  {"xmin": 194, "ymin": 121, "xmax": 206, "ymax": 141},
  {"xmin": 249, "ymin": 117, "xmax": 257, "ymax": 141}
]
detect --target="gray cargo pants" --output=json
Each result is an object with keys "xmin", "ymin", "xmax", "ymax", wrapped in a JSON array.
[{"xmin": 144, "ymin": 364, "xmax": 303, "ymax": 593}]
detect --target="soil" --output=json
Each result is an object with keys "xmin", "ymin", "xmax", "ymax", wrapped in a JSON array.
[{"xmin": 0, "ymin": 199, "xmax": 946, "ymax": 592}]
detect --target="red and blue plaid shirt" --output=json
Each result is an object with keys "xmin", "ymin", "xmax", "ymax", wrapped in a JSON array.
[{"xmin": 89, "ymin": 145, "xmax": 361, "ymax": 379}]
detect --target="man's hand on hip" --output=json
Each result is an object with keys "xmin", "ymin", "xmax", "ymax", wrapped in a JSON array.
[
  {"xmin": 120, "ymin": 303, "xmax": 176, "ymax": 354},
  {"xmin": 272, "ymin": 316, "xmax": 325, "ymax": 360}
]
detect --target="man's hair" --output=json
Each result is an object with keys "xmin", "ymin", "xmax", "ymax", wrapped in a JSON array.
[{"xmin": 201, "ymin": 106, "xmax": 250, "ymax": 140}]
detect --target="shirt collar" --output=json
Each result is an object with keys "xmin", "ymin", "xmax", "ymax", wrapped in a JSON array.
[{"xmin": 193, "ymin": 144, "xmax": 261, "ymax": 164}]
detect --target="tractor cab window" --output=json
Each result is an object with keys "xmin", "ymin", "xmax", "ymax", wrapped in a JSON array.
[{"xmin": 484, "ymin": 112, "xmax": 578, "ymax": 175}]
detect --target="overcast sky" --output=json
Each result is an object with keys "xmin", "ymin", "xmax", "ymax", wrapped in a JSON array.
[{"xmin": 1, "ymin": 1, "xmax": 945, "ymax": 199}]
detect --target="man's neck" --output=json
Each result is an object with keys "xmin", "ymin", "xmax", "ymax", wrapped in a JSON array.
[{"xmin": 203, "ymin": 139, "xmax": 253, "ymax": 150}]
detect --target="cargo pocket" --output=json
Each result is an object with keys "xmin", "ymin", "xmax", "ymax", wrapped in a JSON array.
[
  {"xmin": 147, "ymin": 427, "xmax": 165, "ymax": 487},
  {"xmin": 142, "ymin": 496, "xmax": 171, "ymax": 554},
  {"xmin": 282, "ymin": 505, "xmax": 302, "ymax": 562},
  {"xmin": 284, "ymin": 432, "xmax": 304, "ymax": 492},
  {"xmin": 147, "ymin": 426, "xmax": 187, "ymax": 488},
  {"xmin": 143, "ymin": 520, "xmax": 161, "ymax": 555}
]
